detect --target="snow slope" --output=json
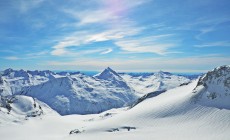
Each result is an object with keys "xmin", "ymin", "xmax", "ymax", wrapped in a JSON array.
[
  {"xmin": 120, "ymin": 71, "xmax": 190, "ymax": 95},
  {"xmin": 1, "ymin": 78, "xmax": 229, "ymax": 140},
  {"xmin": 0, "ymin": 95, "xmax": 57, "ymax": 126},
  {"xmin": 19, "ymin": 68, "xmax": 137, "ymax": 115}
]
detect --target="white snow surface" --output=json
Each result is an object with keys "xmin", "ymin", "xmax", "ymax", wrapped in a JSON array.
[
  {"xmin": 0, "ymin": 79, "xmax": 229, "ymax": 140},
  {"xmin": 120, "ymin": 71, "xmax": 190, "ymax": 95},
  {"xmin": 0, "ymin": 95, "xmax": 58, "ymax": 126}
]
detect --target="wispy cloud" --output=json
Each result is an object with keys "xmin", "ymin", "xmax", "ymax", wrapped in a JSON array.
[
  {"xmin": 17, "ymin": 0, "xmax": 44, "ymax": 13},
  {"xmin": 2, "ymin": 51, "xmax": 50, "ymax": 61},
  {"xmin": 0, "ymin": 50, "xmax": 17, "ymax": 54},
  {"xmin": 195, "ymin": 27, "xmax": 215, "ymax": 40},
  {"xmin": 50, "ymin": 0, "xmax": 149, "ymax": 56},
  {"xmin": 64, "ymin": 9, "xmax": 118, "ymax": 25},
  {"xmin": 51, "ymin": 24, "xmax": 143, "ymax": 56},
  {"xmin": 115, "ymin": 34, "xmax": 177, "ymax": 55},
  {"xmin": 78, "ymin": 49, "xmax": 109, "ymax": 55},
  {"xmin": 63, "ymin": 0, "xmax": 148, "ymax": 25},
  {"xmin": 100, "ymin": 48, "xmax": 113, "ymax": 54},
  {"xmin": 26, "ymin": 50, "xmax": 49, "ymax": 56},
  {"xmin": 3, "ymin": 56, "xmax": 20, "ymax": 60},
  {"xmin": 195, "ymin": 41, "xmax": 230, "ymax": 48}
]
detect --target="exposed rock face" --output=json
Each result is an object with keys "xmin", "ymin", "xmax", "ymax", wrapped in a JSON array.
[{"xmin": 193, "ymin": 65, "xmax": 230, "ymax": 109}]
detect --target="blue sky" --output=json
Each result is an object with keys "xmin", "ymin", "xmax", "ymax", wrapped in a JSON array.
[{"xmin": 0, "ymin": 0, "xmax": 230, "ymax": 72}]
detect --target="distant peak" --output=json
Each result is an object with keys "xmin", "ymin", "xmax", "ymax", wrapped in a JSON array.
[
  {"xmin": 4, "ymin": 68, "xmax": 14, "ymax": 72},
  {"xmin": 95, "ymin": 67, "xmax": 121, "ymax": 80},
  {"xmin": 105, "ymin": 67, "xmax": 113, "ymax": 71},
  {"xmin": 156, "ymin": 70, "xmax": 172, "ymax": 75},
  {"xmin": 3, "ymin": 68, "xmax": 14, "ymax": 75},
  {"xmin": 103, "ymin": 67, "xmax": 119, "ymax": 75}
]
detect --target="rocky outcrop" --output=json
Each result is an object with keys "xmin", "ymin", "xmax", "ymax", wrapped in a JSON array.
[{"xmin": 193, "ymin": 65, "xmax": 230, "ymax": 109}]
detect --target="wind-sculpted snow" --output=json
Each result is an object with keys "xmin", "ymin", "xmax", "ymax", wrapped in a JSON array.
[
  {"xmin": 20, "ymin": 68, "xmax": 137, "ymax": 115},
  {"xmin": 192, "ymin": 65, "xmax": 230, "ymax": 109}
]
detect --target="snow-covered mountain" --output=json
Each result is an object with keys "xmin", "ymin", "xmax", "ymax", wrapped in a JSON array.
[
  {"xmin": 192, "ymin": 65, "xmax": 230, "ymax": 109},
  {"xmin": 0, "ymin": 75, "xmax": 12, "ymax": 96},
  {"xmin": 120, "ymin": 71, "xmax": 190, "ymax": 95},
  {"xmin": 0, "ymin": 67, "xmax": 192, "ymax": 115},
  {"xmin": 19, "ymin": 68, "xmax": 137, "ymax": 115},
  {"xmin": 0, "ymin": 95, "xmax": 57, "ymax": 126},
  {"xmin": 1, "ymin": 69, "xmax": 63, "ymax": 96},
  {"xmin": 94, "ymin": 67, "xmax": 130, "ymax": 88}
]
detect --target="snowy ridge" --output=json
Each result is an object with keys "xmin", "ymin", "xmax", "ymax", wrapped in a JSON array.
[
  {"xmin": 19, "ymin": 68, "xmax": 137, "ymax": 115},
  {"xmin": 120, "ymin": 71, "xmax": 190, "ymax": 96},
  {"xmin": 192, "ymin": 65, "xmax": 230, "ymax": 109},
  {"xmin": 0, "ymin": 69, "xmax": 63, "ymax": 96}
]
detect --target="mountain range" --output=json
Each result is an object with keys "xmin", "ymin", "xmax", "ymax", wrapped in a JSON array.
[{"xmin": 0, "ymin": 67, "xmax": 191, "ymax": 115}]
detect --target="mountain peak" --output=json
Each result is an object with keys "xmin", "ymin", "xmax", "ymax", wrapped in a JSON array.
[
  {"xmin": 193, "ymin": 65, "xmax": 230, "ymax": 109},
  {"xmin": 95, "ymin": 67, "xmax": 121, "ymax": 80},
  {"xmin": 3, "ymin": 68, "xmax": 14, "ymax": 75},
  {"xmin": 197, "ymin": 65, "xmax": 230, "ymax": 87},
  {"xmin": 157, "ymin": 70, "xmax": 172, "ymax": 75},
  {"xmin": 105, "ymin": 67, "xmax": 113, "ymax": 71}
]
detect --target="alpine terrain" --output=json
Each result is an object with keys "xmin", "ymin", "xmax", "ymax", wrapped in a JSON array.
[{"xmin": 0, "ymin": 65, "xmax": 229, "ymax": 140}]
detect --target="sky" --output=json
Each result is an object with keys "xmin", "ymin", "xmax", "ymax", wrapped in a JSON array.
[{"xmin": 0, "ymin": 0, "xmax": 230, "ymax": 72}]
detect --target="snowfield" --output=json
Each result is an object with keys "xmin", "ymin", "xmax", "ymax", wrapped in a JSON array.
[
  {"xmin": 0, "ymin": 79, "xmax": 229, "ymax": 140},
  {"xmin": 0, "ymin": 65, "xmax": 229, "ymax": 140}
]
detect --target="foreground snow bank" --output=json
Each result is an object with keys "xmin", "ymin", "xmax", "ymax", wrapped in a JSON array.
[{"xmin": 0, "ymin": 95, "xmax": 57, "ymax": 125}]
